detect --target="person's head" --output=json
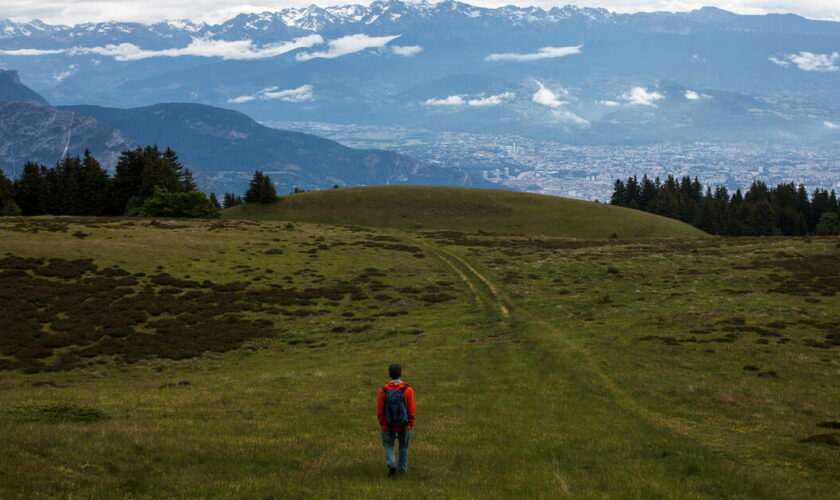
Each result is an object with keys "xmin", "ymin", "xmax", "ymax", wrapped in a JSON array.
[{"xmin": 389, "ymin": 363, "xmax": 402, "ymax": 380}]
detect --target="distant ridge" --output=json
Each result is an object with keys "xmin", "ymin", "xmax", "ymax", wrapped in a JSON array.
[
  {"xmin": 222, "ymin": 185, "xmax": 707, "ymax": 238},
  {"xmin": 0, "ymin": 71, "xmax": 488, "ymax": 193},
  {"xmin": 0, "ymin": 70, "xmax": 50, "ymax": 106},
  {"xmin": 62, "ymin": 102, "xmax": 493, "ymax": 192}
]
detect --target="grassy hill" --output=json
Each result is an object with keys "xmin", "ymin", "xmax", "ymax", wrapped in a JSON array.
[
  {"xmin": 223, "ymin": 186, "xmax": 706, "ymax": 238},
  {"xmin": 0, "ymin": 216, "xmax": 836, "ymax": 498}
]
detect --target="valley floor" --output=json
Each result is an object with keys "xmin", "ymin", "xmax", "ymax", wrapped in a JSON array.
[{"xmin": 0, "ymin": 218, "xmax": 837, "ymax": 498}]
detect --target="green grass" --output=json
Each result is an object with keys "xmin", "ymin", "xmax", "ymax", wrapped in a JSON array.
[
  {"xmin": 222, "ymin": 186, "xmax": 706, "ymax": 239},
  {"xmin": 0, "ymin": 216, "xmax": 836, "ymax": 499}
]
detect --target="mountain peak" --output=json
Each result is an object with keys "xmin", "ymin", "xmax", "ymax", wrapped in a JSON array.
[{"xmin": 0, "ymin": 70, "xmax": 50, "ymax": 106}]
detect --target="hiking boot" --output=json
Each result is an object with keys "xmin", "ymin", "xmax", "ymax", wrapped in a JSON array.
[{"xmin": 388, "ymin": 467, "xmax": 397, "ymax": 478}]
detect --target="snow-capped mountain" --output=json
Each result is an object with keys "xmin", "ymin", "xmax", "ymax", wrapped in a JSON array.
[{"xmin": 1, "ymin": 1, "xmax": 839, "ymax": 145}]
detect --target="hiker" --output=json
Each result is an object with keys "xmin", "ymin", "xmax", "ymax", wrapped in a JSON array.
[{"xmin": 377, "ymin": 363, "xmax": 416, "ymax": 477}]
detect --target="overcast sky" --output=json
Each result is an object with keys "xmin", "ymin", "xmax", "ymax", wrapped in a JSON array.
[{"xmin": 2, "ymin": 1, "xmax": 839, "ymax": 25}]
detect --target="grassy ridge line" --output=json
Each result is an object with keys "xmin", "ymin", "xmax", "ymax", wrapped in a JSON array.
[{"xmin": 223, "ymin": 186, "xmax": 707, "ymax": 239}]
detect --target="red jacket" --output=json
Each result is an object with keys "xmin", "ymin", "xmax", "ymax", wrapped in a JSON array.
[{"xmin": 377, "ymin": 381, "xmax": 416, "ymax": 431}]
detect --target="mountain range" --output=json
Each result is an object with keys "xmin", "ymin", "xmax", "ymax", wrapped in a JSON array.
[
  {"xmin": 0, "ymin": 69, "xmax": 487, "ymax": 192},
  {"xmin": 1, "ymin": 1, "xmax": 839, "ymax": 145}
]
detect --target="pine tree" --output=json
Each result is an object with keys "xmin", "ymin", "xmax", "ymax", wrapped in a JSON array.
[
  {"xmin": 0, "ymin": 168, "xmax": 21, "ymax": 215},
  {"xmin": 610, "ymin": 179, "xmax": 626, "ymax": 206},
  {"xmin": 209, "ymin": 193, "xmax": 222, "ymax": 210},
  {"xmin": 639, "ymin": 175, "xmax": 658, "ymax": 211},
  {"xmin": 80, "ymin": 149, "xmax": 110, "ymax": 216},
  {"xmin": 222, "ymin": 193, "xmax": 237, "ymax": 209},
  {"xmin": 111, "ymin": 146, "xmax": 189, "ymax": 215},
  {"xmin": 245, "ymin": 171, "xmax": 277, "ymax": 204},
  {"xmin": 55, "ymin": 155, "xmax": 85, "ymax": 215},
  {"xmin": 181, "ymin": 168, "xmax": 197, "ymax": 192},
  {"xmin": 14, "ymin": 162, "xmax": 49, "ymax": 215},
  {"xmin": 743, "ymin": 198, "xmax": 779, "ymax": 236}
]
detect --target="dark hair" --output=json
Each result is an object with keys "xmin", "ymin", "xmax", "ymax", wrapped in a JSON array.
[{"xmin": 389, "ymin": 363, "xmax": 402, "ymax": 380}]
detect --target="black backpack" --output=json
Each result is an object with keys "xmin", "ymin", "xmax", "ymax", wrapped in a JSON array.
[{"xmin": 383, "ymin": 384, "xmax": 409, "ymax": 428}]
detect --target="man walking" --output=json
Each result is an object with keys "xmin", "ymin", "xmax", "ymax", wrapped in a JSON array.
[{"xmin": 377, "ymin": 363, "xmax": 416, "ymax": 477}]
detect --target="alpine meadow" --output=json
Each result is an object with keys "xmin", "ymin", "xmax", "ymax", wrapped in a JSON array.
[{"xmin": 1, "ymin": 0, "xmax": 840, "ymax": 498}]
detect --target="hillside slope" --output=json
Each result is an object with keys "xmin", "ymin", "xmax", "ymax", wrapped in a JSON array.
[
  {"xmin": 0, "ymin": 101, "xmax": 132, "ymax": 176},
  {"xmin": 223, "ymin": 185, "xmax": 706, "ymax": 238},
  {"xmin": 61, "ymin": 103, "xmax": 490, "ymax": 192}
]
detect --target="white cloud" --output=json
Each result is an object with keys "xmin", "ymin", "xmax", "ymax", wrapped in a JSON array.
[
  {"xmin": 486, "ymin": 45, "xmax": 582, "ymax": 62},
  {"xmin": 468, "ymin": 92, "xmax": 515, "ymax": 106},
  {"xmin": 531, "ymin": 81, "xmax": 567, "ymax": 108},
  {"xmin": 531, "ymin": 81, "xmax": 588, "ymax": 125},
  {"xmin": 622, "ymin": 86, "xmax": 663, "ymax": 106},
  {"xmin": 424, "ymin": 95, "xmax": 466, "ymax": 106},
  {"xmin": 228, "ymin": 84, "xmax": 314, "ymax": 104},
  {"xmin": 52, "ymin": 63, "xmax": 78, "ymax": 82},
  {"xmin": 262, "ymin": 84, "xmax": 314, "ymax": 102},
  {"xmin": 599, "ymin": 100, "xmax": 621, "ymax": 106},
  {"xmin": 1, "ymin": 35, "xmax": 324, "ymax": 61},
  {"xmin": 0, "ymin": 48, "xmax": 65, "ymax": 56},
  {"xmin": 770, "ymin": 51, "xmax": 839, "ymax": 71},
  {"xmin": 391, "ymin": 45, "xmax": 423, "ymax": 57},
  {"xmin": 227, "ymin": 95, "xmax": 256, "ymax": 103},
  {"xmin": 296, "ymin": 33, "xmax": 400, "ymax": 61},
  {"xmin": 684, "ymin": 90, "xmax": 710, "ymax": 100},
  {"xmin": 769, "ymin": 56, "xmax": 791, "ymax": 67},
  {"xmin": 825, "ymin": 121, "xmax": 840, "ymax": 129},
  {"xmin": 788, "ymin": 51, "xmax": 839, "ymax": 71},
  {"xmin": 551, "ymin": 109, "xmax": 590, "ymax": 125},
  {"xmin": 424, "ymin": 92, "xmax": 515, "ymax": 107}
]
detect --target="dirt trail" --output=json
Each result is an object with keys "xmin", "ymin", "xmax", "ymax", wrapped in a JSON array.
[
  {"xmin": 420, "ymin": 242, "xmax": 510, "ymax": 318},
  {"xmin": 424, "ymin": 240, "xmax": 709, "ymax": 443}
]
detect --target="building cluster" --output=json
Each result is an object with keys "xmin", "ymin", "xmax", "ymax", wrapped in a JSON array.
[{"xmin": 270, "ymin": 121, "xmax": 840, "ymax": 201}]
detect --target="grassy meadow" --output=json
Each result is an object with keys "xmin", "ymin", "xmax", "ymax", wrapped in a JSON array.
[{"xmin": 0, "ymin": 211, "xmax": 837, "ymax": 498}]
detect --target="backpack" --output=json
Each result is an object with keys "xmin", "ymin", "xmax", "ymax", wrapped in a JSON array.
[{"xmin": 383, "ymin": 384, "xmax": 409, "ymax": 428}]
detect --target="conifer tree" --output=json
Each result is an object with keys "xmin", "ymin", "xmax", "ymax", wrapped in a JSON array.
[
  {"xmin": 209, "ymin": 193, "xmax": 222, "ymax": 210},
  {"xmin": 14, "ymin": 162, "xmax": 49, "ymax": 215},
  {"xmin": 80, "ymin": 149, "xmax": 110, "ymax": 216},
  {"xmin": 244, "ymin": 171, "xmax": 277, "ymax": 204},
  {"xmin": 0, "ymin": 168, "xmax": 21, "ymax": 215},
  {"xmin": 181, "ymin": 168, "xmax": 197, "ymax": 192}
]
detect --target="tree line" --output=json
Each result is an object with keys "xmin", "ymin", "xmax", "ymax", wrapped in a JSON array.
[
  {"xmin": 0, "ymin": 147, "xmax": 222, "ymax": 218},
  {"xmin": 0, "ymin": 149, "xmax": 290, "ymax": 219},
  {"xmin": 610, "ymin": 175, "xmax": 840, "ymax": 236}
]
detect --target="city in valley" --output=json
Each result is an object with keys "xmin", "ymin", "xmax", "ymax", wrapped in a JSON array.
[{"xmin": 271, "ymin": 121, "xmax": 840, "ymax": 201}]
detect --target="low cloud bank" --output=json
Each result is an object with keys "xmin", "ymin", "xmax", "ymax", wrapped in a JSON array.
[
  {"xmin": 0, "ymin": 33, "xmax": 403, "ymax": 62},
  {"xmin": 296, "ymin": 34, "xmax": 400, "ymax": 61},
  {"xmin": 684, "ymin": 90, "xmax": 711, "ymax": 100},
  {"xmin": 770, "ymin": 51, "xmax": 839, "ymax": 72},
  {"xmin": 424, "ymin": 91, "xmax": 515, "ymax": 107},
  {"xmin": 228, "ymin": 84, "xmax": 314, "ymax": 103},
  {"xmin": 485, "ymin": 45, "xmax": 582, "ymax": 62},
  {"xmin": 622, "ymin": 86, "xmax": 663, "ymax": 106},
  {"xmin": 531, "ymin": 81, "xmax": 589, "ymax": 125},
  {"xmin": 0, "ymin": 35, "xmax": 324, "ymax": 61},
  {"xmin": 392, "ymin": 45, "xmax": 423, "ymax": 57}
]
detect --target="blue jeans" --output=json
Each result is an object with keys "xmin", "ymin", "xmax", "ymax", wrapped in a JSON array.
[{"xmin": 381, "ymin": 429, "xmax": 411, "ymax": 473}]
